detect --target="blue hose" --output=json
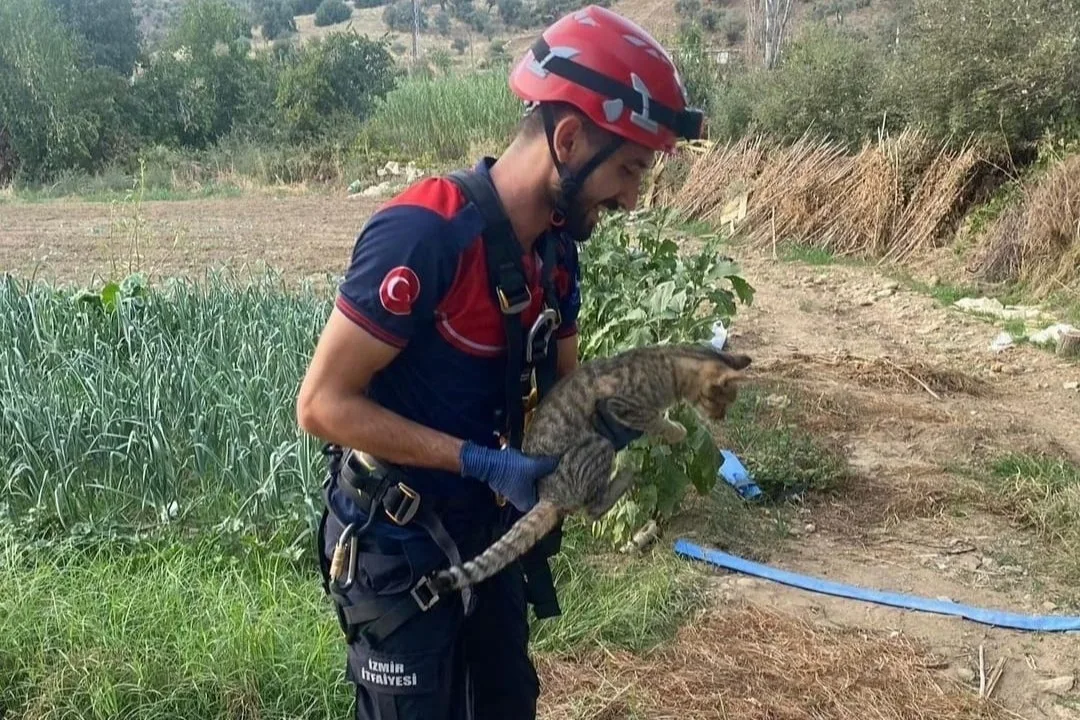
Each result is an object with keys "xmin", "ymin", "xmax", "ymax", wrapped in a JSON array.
[{"xmin": 674, "ymin": 539, "xmax": 1080, "ymax": 633}]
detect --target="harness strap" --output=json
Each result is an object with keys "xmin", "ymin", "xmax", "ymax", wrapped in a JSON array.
[
  {"xmin": 447, "ymin": 167, "xmax": 561, "ymax": 449},
  {"xmin": 446, "ymin": 166, "xmax": 566, "ymax": 621},
  {"xmin": 322, "ymin": 447, "xmax": 473, "ymax": 645}
]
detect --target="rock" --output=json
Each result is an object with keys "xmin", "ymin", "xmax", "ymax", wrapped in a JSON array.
[
  {"xmin": 875, "ymin": 287, "xmax": 897, "ymax": 299},
  {"xmin": 1042, "ymin": 601, "xmax": 1059, "ymax": 612},
  {"xmin": 884, "ymin": 281, "xmax": 900, "ymax": 291},
  {"xmin": 736, "ymin": 578, "xmax": 757, "ymax": 588},
  {"xmin": 1065, "ymin": 381, "xmax": 1079, "ymax": 391},
  {"xmin": 1037, "ymin": 676, "xmax": 1075, "ymax": 695},
  {"xmin": 954, "ymin": 667, "xmax": 976, "ymax": 683},
  {"xmin": 804, "ymin": 523, "xmax": 817, "ymax": 534},
  {"xmin": 1030, "ymin": 323, "xmax": 1079, "ymax": 346},
  {"xmin": 991, "ymin": 331, "xmax": 1015, "ymax": 353}
]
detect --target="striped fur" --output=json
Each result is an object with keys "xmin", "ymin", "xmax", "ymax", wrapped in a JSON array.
[{"xmin": 431, "ymin": 342, "xmax": 753, "ymax": 594}]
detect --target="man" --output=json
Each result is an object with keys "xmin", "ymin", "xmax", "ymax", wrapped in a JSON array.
[{"xmin": 295, "ymin": 5, "xmax": 704, "ymax": 718}]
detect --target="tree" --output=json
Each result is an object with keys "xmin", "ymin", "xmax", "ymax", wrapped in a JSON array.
[
  {"xmin": 747, "ymin": 0, "xmax": 794, "ymax": 69},
  {"xmin": 314, "ymin": 0, "xmax": 351, "ymax": 25},
  {"xmin": 46, "ymin": 0, "xmax": 141, "ymax": 75},
  {"xmin": 275, "ymin": 31, "xmax": 399, "ymax": 138},
  {"xmin": 258, "ymin": 0, "xmax": 298, "ymax": 38},
  {"xmin": 897, "ymin": 0, "xmax": 1080, "ymax": 149},
  {"xmin": 131, "ymin": 0, "xmax": 260, "ymax": 148},
  {"xmin": 0, "ymin": 0, "xmax": 127, "ymax": 181}
]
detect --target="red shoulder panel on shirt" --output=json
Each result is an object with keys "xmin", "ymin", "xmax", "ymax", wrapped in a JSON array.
[{"xmin": 379, "ymin": 176, "xmax": 466, "ymax": 220}]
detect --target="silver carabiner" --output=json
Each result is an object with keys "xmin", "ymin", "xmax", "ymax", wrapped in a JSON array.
[{"xmin": 526, "ymin": 307, "xmax": 559, "ymax": 363}]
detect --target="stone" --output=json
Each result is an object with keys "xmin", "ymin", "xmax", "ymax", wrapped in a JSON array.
[
  {"xmin": 1042, "ymin": 601, "xmax": 1059, "ymax": 612},
  {"xmin": 954, "ymin": 667, "xmax": 976, "ymax": 683},
  {"xmin": 1037, "ymin": 676, "xmax": 1075, "ymax": 695},
  {"xmin": 804, "ymin": 523, "xmax": 817, "ymax": 534},
  {"xmin": 1064, "ymin": 381, "xmax": 1079, "ymax": 391}
]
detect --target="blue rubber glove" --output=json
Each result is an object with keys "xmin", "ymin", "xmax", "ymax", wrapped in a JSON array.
[{"xmin": 459, "ymin": 441, "xmax": 558, "ymax": 512}]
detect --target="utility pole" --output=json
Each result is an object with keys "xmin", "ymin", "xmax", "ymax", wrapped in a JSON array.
[{"xmin": 412, "ymin": 0, "xmax": 420, "ymax": 60}]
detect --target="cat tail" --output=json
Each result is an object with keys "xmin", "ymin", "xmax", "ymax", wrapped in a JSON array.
[{"xmin": 431, "ymin": 499, "xmax": 561, "ymax": 593}]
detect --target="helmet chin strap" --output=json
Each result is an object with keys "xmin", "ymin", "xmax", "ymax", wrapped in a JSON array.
[{"xmin": 539, "ymin": 104, "xmax": 623, "ymax": 238}]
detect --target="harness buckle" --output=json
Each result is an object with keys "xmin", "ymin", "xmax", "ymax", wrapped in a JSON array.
[
  {"xmin": 384, "ymin": 482, "xmax": 421, "ymax": 526},
  {"xmin": 497, "ymin": 285, "xmax": 531, "ymax": 315},
  {"xmin": 410, "ymin": 575, "xmax": 441, "ymax": 611}
]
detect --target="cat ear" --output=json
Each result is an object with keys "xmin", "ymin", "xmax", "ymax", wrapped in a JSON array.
[{"xmin": 706, "ymin": 346, "xmax": 752, "ymax": 371}]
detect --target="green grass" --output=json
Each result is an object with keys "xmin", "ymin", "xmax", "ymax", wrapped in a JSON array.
[
  {"xmin": 982, "ymin": 452, "xmax": 1080, "ymax": 586},
  {"xmin": 359, "ymin": 70, "xmax": 521, "ymax": 163},
  {"xmin": 722, "ymin": 386, "xmax": 850, "ymax": 501},
  {"xmin": 778, "ymin": 242, "xmax": 843, "ymax": 266},
  {"xmin": 0, "ymin": 519, "xmax": 704, "ymax": 720}
]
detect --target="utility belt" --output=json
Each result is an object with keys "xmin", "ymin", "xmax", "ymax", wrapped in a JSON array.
[{"xmin": 317, "ymin": 443, "xmax": 563, "ymax": 649}]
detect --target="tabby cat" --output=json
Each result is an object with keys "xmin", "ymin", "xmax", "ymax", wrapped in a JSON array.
[{"xmin": 431, "ymin": 341, "xmax": 753, "ymax": 594}]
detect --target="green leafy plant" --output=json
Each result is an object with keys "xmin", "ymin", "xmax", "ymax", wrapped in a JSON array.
[{"xmin": 577, "ymin": 209, "xmax": 755, "ymax": 545}]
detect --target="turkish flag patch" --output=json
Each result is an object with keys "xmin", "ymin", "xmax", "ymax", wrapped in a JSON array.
[{"xmin": 378, "ymin": 266, "xmax": 421, "ymax": 316}]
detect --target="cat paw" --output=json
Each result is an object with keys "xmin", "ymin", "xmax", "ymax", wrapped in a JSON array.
[{"xmin": 662, "ymin": 421, "xmax": 687, "ymax": 444}]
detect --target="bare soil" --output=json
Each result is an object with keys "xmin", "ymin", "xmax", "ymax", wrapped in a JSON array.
[{"xmin": 2, "ymin": 194, "xmax": 1078, "ymax": 719}]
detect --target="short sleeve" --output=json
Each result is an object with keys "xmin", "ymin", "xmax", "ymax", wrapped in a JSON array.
[
  {"xmin": 336, "ymin": 206, "xmax": 459, "ymax": 348},
  {"xmin": 551, "ymin": 233, "xmax": 581, "ymax": 339}
]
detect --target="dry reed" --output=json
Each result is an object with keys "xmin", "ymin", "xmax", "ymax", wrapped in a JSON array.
[
  {"xmin": 664, "ymin": 130, "xmax": 984, "ymax": 263},
  {"xmin": 537, "ymin": 603, "xmax": 1014, "ymax": 720},
  {"xmin": 970, "ymin": 154, "xmax": 1080, "ymax": 297}
]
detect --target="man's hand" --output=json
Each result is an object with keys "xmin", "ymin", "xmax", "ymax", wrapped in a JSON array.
[{"xmin": 459, "ymin": 442, "xmax": 559, "ymax": 512}]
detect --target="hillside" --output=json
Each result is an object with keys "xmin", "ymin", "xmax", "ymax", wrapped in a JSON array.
[{"xmin": 133, "ymin": 0, "xmax": 909, "ymax": 72}]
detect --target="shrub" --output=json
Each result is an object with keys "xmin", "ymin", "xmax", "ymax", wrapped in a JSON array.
[
  {"xmin": 434, "ymin": 8, "xmax": 450, "ymax": 33},
  {"xmin": 578, "ymin": 209, "xmax": 754, "ymax": 544},
  {"xmin": 258, "ymin": 0, "xmax": 298, "ymax": 38},
  {"xmin": 898, "ymin": 0, "xmax": 1080, "ymax": 151},
  {"xmin": 751, "ymin": 23, "xmax": 892, "ymax": 148},
  {"xmin": 314, "ymin": 0, "xmax": 350, "ymax": 25}
]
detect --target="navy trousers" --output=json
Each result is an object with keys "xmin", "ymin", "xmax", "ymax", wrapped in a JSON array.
[{"xmin": 318, "ymin": 501, "xmax": 540, "ymax": 720}]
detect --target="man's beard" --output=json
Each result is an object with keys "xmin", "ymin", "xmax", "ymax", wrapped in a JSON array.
[{"xmin": 549, "ymin": 184, "xmax": 606, "ymax": 243}]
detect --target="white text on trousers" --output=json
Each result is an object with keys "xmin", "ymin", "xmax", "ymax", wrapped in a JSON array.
[{"xmin": 363, "ymin": 659, "xmax": 418, "ymax": 687}]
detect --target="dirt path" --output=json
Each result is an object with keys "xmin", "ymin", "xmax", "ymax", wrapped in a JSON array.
[
  {"xmin": 3, "ymin": 195, "xmax": 1078, "ymax": 717},
  {"xmin": 715, "ymin": 251, "xmax": 1080, "ymax": 719}
]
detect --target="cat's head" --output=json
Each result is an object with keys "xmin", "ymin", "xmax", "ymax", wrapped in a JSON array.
[{"xmin": 677, "ymin": 346, "xmax": 752, "ymax": 421}]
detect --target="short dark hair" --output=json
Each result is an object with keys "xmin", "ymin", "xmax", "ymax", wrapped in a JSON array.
[{"xmin": 515, "ymin": 101, "xmax": 613, "ymax": 146}]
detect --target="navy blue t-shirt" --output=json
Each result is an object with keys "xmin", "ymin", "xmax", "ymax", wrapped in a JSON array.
[{"xmin": 328, "ymin": 158, "xmax": 581, "ymax": 546}]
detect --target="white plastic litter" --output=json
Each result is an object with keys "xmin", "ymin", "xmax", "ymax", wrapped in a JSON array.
[
  {"xmin": 1030, "ymin": 323, "xmax": 1079, "ymax": 346},
  {"xmin": 710, "ymin": 320, "xmax": 728, "ymax": 351}
]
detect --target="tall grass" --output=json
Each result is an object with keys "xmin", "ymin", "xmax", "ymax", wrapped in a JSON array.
[{"xmin": 359, "ymin": 70, "xmax": 521, "ymax": 162}]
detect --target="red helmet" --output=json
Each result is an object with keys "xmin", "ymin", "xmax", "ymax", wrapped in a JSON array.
[{"xmin": 509, "ymin": 5, "xmax": 704, "ymax": 153}]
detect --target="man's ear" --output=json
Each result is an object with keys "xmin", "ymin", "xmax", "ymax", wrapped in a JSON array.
[{"xmin": 550, "ymin": 112, "xmax": 588, "ymax": 166}]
